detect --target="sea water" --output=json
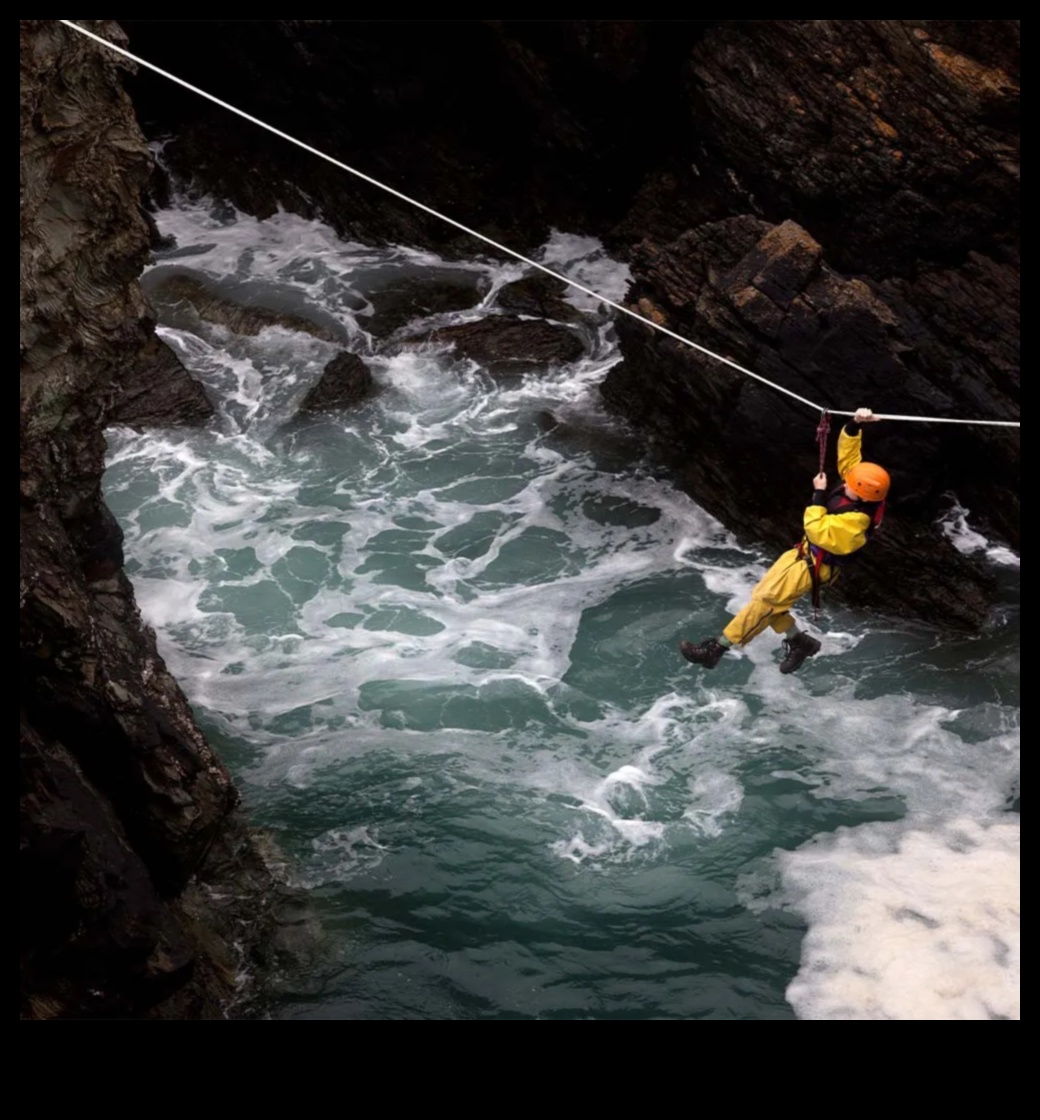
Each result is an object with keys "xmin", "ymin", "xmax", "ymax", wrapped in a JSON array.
[{"xmin": 103, "ymin": 195, "xmax": 1020, "ymax": 1020}]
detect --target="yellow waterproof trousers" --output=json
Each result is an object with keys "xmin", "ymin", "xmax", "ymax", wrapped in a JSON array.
[{"xmin": 722, "ymin": 547, "xmax": 837, "ymax": 648}]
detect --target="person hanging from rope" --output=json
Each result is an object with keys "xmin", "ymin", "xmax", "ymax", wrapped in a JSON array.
[{"xmin": 679, "ymin": 407, "xmax": 889, "ymax": 674}]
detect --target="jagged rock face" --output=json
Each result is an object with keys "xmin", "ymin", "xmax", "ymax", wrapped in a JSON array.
[
  {"xmin": 108, "ymin": 330, "xmax": 214, "ymax": 428},
  {"xmin": 112, "ymin": 18, "xmax": 1018, "ymax": 627},
  {"xmin": 119, "ymin": 20, "xmax": 716, "ymax": 256},
  {"xmin": 20, "ymin": 20, "xmax": 280, "ymax": 1020},
  {"xmin": 299, "ymin": 351, "xmax": 376, "ymax": 413},
  {"xmin": 604, "ymin": 22, "xmax": 1019, "ymax": 626},
  {"xmin": 681, "ymin": 20, "xmax": 1020, "ymax": 277},
  {"xmin": 412, "ymin": 315, "xmax": 588, "ymax": 376},
  {"xmin": 20, "ymin": 24, "xmax": 212, "ymax": 448},
  {"xmin": 603, "ymin": 219, "xmax": 1008, "ymax": 626}
]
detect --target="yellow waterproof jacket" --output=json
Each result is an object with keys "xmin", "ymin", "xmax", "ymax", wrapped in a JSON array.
[{"xmin": 802, "ymin": 426, "xmax": 872, "ymax": 558}]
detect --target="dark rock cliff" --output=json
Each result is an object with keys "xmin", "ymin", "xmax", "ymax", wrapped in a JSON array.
[
  {"xmin": 604, "ymin": 21, "xmax": 1019, "ymax": 626},
  {"xmin": 20, "ymin": 19, "xmax": 291, "ymax": 1020},
  {"xmin": 121, "ymin": 20, "xmax": 716, "ymax": 257}
]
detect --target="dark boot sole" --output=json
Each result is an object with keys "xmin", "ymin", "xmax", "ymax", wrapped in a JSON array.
[
  {"xmin": 779, "ymin": 638, "xmax": 821, "ymax": 674},
  {"xmin": 679, "ymin": 640, "xmax": 724, "ymax": 668}
]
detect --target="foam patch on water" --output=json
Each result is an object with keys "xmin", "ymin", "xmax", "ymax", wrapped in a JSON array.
[
  {"xmin": 530, "ymin": 688, "xmax": 753, "ymax": 864},
  {"xmin": 938, "ymin": 494, "xmax": 1019, "ymax": 568},
  {"xmin": 536, "ymin": 229, "xmax": 632, "ymax": 313},
  {"xmin": 683, "ymin": 770, "xmax": 745, "ymax": 837},
  {"xmin": 780, "ymin": 817, "xmax": 1020, "ymax": 1020},
  {"xmin": 298, "ymin": 825, "xmax": 391, "ymax": 888}
]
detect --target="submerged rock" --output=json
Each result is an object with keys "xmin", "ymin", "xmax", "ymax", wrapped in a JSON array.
[
  {"xmin": 149, "ymin": 272, "xmax": 348, "ymax": 344},
  {"xmin": 409, "ymin": 314, "xmax": 586, "ymax": 376},
  {"xmin": 534, "ymin": 409, "xmax": 645, "ymax": 473},
  {"xmin": 363, "ymin": 271, "xmax": 488, "ymax": 338}
]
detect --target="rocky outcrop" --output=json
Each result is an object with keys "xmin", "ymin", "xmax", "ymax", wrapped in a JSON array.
[
  {"xmin": 107, "ymin": 330, "xmax": 214, "ymax": 428},
  {"xmin": 148, "ymin": 271, "xmax": 350, "ymax": 345},
  {"xmin": 20, "ymin": 20, "xmax": 292, "ymax": 1019},
  {"xmin": 496, "ymin": 274, "xmax": 588, "ymax": 324},
  {"xmin": 679, "ymin": 21, "xmax": 1020, "ymax": 277},
  {"xmin": 298, "ymin": 351, "xmax": 376, "ymax": 412},
  {"xmin": 603, "ymin": 22, "xmax": 1019, "ymax": 626},
  {"xmin": 363, "ymin": 271, "xmax": 488, "ymax": 339},
  {"xmin": 410, "ymin": 315, "xmax": 587, "ymax": 376}
]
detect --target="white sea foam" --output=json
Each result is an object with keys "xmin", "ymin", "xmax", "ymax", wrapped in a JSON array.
[
  {"xmin": 537, "ymin": 229, "xmax": 633, "ymax": 312},
  {"xmin": 781, "ymin": 818, "xmax": 1020, "ymax": 1020},
  {"xmin": 938, "ymin": 494, "xmax": 1019, "ymax": 568},
  {"xmin": 298, "ymin": 825, "xmax": 391, "ymax": 888}
]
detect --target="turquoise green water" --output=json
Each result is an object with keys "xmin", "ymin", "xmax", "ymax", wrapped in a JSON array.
[{"xmin": 104, "ymin": 199, "xmax": 1020, "ymax": 1019}]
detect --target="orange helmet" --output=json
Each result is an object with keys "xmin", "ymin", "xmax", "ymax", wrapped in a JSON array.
[{"xmin": 845, "ymin": 462, "xmax": 890, "ymax": 502}]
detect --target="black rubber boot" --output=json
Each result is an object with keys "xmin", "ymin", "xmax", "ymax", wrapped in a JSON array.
[
  {"xmin": 779, "ymin": 631, "xmax": 822, "ymax": 674},
  {"xmin": 679, "ymin": 638, "xmax": 726, "ymax": 669}
]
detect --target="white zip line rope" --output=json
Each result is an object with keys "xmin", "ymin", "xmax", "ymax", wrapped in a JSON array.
[{"xmin": 60, "ymin": 19, "xmax": 1020, "ymax": 430}]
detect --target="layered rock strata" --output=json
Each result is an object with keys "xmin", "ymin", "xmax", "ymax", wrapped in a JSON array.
[{"xmin": 20, "ymin": 19, "xmax": 292, "ymax": 1020}]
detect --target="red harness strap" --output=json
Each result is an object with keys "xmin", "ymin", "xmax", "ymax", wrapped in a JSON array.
[
  {"xmin": 816, "ymin": 410, "xmax": 830, "ymax": 474},
  {"xmin": 805, "ymin": 410, "xmax": 831, "ymax": 621}
]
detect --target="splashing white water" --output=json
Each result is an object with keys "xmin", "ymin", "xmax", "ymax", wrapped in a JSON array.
[
  {"xmin": 105, "ymin": 195, "xmax": 1020, "ymax": 1020},
  {"xmin": 781, "ymin": 818, "xmax": 1019, "ymax": 1020}
]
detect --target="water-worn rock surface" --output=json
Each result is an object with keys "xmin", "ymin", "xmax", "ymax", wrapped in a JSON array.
[
  {"xmin": 20, "ymin": 19, "xmax": 300, "ymax": 1020},
  {"xmin": 298, "ymin": 350, "xmax": 376, "ymax": 413},
  {"xmin": 408, "ymin": 315, "xmax": 588, "ymax": 377},
  {"xmin": 148, "ymin": 271, "xmax": 350, "ymax": 345}
]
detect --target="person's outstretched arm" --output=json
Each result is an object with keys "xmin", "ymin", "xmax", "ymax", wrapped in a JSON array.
[{"xmin": 838, "ymin": 407, "xmax": 881, "ymax": 480}]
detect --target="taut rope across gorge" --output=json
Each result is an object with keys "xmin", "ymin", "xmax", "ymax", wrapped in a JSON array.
[{"xmin": 59, "ymin": 20, "xmax": 1020, "ymax": 431}]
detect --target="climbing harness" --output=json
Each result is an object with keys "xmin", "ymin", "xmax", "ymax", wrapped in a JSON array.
[
  {"xmin": 797, "ymin": 490, "xmax": 885, "ymax": 619},
  {"xmin": 57, "ymin": 20, "xmax": 1021, "ymax": 433}
]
